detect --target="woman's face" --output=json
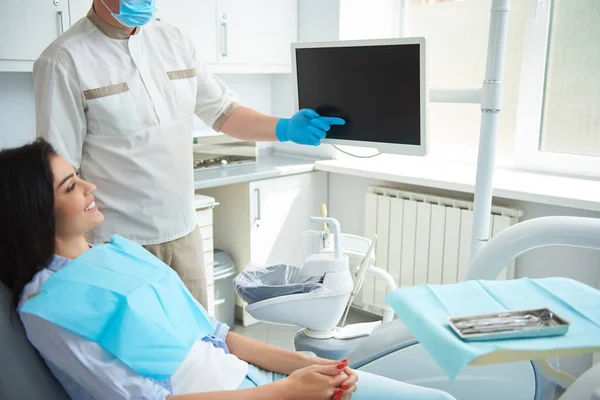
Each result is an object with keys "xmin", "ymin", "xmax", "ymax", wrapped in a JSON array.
[{"xmin": 51, "ymin": 156, "xmax": 104, "ymax": 237}]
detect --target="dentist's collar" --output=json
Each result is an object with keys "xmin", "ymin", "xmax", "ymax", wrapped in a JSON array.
[{"xmin": 87, "ymin": 6, "xmax": 141, "ymax": 40}]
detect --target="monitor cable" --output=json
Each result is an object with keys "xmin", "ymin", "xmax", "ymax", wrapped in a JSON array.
[{"xmin": 332, "ymin": 144, "xmax": 381, "ymax": 159}]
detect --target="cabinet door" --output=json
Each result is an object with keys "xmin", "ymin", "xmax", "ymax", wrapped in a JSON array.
[
  {"xmin": 217, "ymin": 0, "xmax": 297, "ymax": 65},
  {"xmin": 249, "ymin": 172, "xmax": 327, "ymax": 267},
  {"xmin": 156, "ymin": 0, "xmax": 218, "ymax": 64},
  {"xmin": 0, "ymin": 0, "xmax": 69, "ymax": 61}
]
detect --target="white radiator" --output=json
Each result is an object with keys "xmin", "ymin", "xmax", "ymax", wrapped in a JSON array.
[{"xmin": 356, "ymin": 186, "xmax": 523, "ymax": 316}]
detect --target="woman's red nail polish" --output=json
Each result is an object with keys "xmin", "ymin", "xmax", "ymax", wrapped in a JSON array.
[
  {"xmin": 342, "ymin": 383, "xmax": 349, "ymax": 389},
  {"xmin": 341, "ymin": 358, "xmax": 349, "ymax": 363},
  {"xmin": 335, "ymin": 389, "xmax": 343, "ymax": 395}
]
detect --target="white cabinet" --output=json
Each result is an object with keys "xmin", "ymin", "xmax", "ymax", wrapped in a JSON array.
[
  {"xmin": 1, "ymin": 0, "xmax": 298, "ymax": 73},
  {"xmin": 156, "ymin": 0, "xmax": 219, "ymax": 64},
  {"xmin": 199, "ymin": 171, "xmax": 328, "ymax": 326},
  {"xmin": 0, "ymin": 0, "xmax": 70, "ymax": 70},
  {"xmin": 248, "ymin": 175, "xmax": 320, "ymax": 266},
  {"xmin": 159, "ymin": 0, "xmax": 298, "ymax": 71},
  {"xmin": 216, "ymin": 0, "xmax": 298, "ymax": 66}
]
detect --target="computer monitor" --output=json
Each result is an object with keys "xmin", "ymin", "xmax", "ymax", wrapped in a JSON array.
[{"xmin": 292, "ymin": 37, "xmax": 428, "ymax": 156}]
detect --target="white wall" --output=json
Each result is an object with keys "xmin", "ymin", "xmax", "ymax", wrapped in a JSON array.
[
  {"xmin": 327, "ymin": 172, "xmax": 600, "ymax": 378},
  {"xmin": 339, "ymin": 0, "xmax": 400, "ymax": 40},
  {"xmin": 298, "ymin": 0, "xmax": 340, "ymax": 43},
  {"xmin": 0, "ymin": 72, "xmax": 36, "ymax": 149},
  {"xmin": 218, "ymin": 74, "xmax": 272, "ymax": 116}
]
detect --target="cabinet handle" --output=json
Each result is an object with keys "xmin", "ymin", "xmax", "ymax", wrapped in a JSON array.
[
  {"xmin": 57, "ymin": 10, "xmax": 65, "ymax": 35},
  {"xmin": 254, "ymin": 188, "xmax": 261, "ymax": 226},
  {"xmin": 221, "ymin": 22, "xmax": 228, "ymax": 57}
]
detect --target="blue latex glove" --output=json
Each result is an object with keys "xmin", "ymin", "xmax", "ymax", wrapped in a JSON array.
[{"xmin": 276, "ymin": 109, "xmax": 346, "ymax": 146}]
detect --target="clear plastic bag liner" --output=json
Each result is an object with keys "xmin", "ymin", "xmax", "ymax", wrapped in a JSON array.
[{"xmin": 233, "ymin": 264, "xmax": 326, "ymax": 304}]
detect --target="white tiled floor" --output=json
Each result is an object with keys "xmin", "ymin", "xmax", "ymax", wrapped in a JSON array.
[{"xmin": 231, "ymin": 309, "xmax": 380, "ymax": 350}]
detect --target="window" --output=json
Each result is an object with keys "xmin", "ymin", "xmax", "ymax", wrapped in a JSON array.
[{"xmin": 516, "ymin": 0, "xmax": 600, "ymax": 177}]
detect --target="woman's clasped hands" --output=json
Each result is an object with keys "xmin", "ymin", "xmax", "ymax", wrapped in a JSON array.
[{"xmin": 278, "ymin": 358, "xmax": 358, "ymax": 400}]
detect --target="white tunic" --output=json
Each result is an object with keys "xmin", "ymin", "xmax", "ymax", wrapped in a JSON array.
[{"xmin": 34, "ymin": 9, "xmax": 239, "ymax": 245}]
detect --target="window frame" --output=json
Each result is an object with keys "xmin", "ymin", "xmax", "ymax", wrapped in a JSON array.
[{"xmin": 514, "ymin": 0, "xmax": 600, "ymax": 178}]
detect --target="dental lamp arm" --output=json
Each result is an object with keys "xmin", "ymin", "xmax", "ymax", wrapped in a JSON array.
[{"xmin": 466, "ymin": 216, "xmax": 600, "ymax": 281}]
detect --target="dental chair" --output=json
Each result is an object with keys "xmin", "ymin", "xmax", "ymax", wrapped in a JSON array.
[
  {"xmin": 3, "ymin": 219, "xmax": 598, "ymax": 400},
  {"xmin": 0, "ymin": 274, "xmax": 544, "ymax": 400},
  {"xmin": 0, "ymin": 281, "xmax": 68, "ymax": 399}
]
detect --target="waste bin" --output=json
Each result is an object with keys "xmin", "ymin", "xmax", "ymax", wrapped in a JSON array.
[{"xmin": 213, "ymin": 249, "xmax": 237, "ymax": 329}]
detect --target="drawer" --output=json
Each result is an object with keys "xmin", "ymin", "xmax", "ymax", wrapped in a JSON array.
[
  {"xmin": 196, "ymin": 209, "xmax": 213, "ymax": 227},
  {"xmin": 199, "ymin": 225, "xmax": 213, "ymax": 240},
  {"xmin": 203, "ymin": 238, "xmax": 214, "ymax": 253}
]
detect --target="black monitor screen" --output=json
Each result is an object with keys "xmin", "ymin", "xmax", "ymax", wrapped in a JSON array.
[{"xmin": 295, "ymin": 44, "xmax": 422, "ymax": 146}]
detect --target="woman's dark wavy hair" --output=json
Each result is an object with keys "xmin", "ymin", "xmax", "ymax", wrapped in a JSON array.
[{"xmin": 0, "ymin": 138, "xmax": 57, "ymax": 305}]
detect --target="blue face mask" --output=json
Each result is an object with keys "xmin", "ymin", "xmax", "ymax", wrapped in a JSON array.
[{"xmin": 100, "ymin": 0, "xmax": 156, "ymax": 28}]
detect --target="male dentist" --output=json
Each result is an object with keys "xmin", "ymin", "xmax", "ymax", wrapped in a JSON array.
[{"xmin": 34, "ymin": 0, "xmax": 344, "ymax": 307}]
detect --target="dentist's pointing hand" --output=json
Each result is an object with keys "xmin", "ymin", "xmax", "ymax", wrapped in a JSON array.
[{"xmin": 276, "ymin": 109, "xmax": 346, "ymax": 146}]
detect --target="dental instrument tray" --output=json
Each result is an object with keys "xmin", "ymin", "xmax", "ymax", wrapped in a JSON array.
[{"xmin": 447, "ymin": 308, "xmax": 569, "ymax": 342}]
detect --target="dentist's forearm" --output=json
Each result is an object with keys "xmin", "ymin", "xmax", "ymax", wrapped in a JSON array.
[
  {"xmin": 167, "ymin": 381, "xmax": 288, "ymax": 400},
  {"xmin": 219, "ymin": 106, "xmax": 279, "ymax": 142},
  {"xmin": 226, "ymin": 332, "xmax": 319, "ymax": 375}
]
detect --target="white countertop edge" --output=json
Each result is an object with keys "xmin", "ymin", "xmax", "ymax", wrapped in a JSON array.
[
  {"xmin": 315, "ymin": 160, "xmax": 600, "ymax": 213},
  {"xmin": 193, "ymin": 155, "xmax": 600, "ymax": 212},
  {"xmin": 194, "ymin": 159, "xmax": 316, "ymax": 190}
]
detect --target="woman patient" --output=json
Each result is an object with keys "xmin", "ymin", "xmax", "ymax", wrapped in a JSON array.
[{"xmin": 0, "ymin": 139, "xmax": 455, "ymax": 400}]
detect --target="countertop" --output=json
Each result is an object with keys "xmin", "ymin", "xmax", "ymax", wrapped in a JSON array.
[
  {"xmin": 316, "ymin": 158, "xmax": 600, "ymax": 212},
  {"xmin": 193, "ymin": 154, "xmax": 600, "ymax": 212},
  {"xmin": 193, "ymin": 155, "xmax": 318, "ymax": 190}
]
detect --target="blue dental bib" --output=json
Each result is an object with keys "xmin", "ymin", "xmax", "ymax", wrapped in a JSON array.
[{"xmin": 21, "ymin": 235, "xmax": 214, "ymax": 380}]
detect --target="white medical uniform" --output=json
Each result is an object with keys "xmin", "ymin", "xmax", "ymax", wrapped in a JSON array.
[{"xmin": 34, "ymin": 9, "xmax": 240, "ymax": 245}]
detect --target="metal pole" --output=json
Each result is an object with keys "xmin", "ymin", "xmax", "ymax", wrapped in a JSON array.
[{"xmin": 471, "ymin": 0, "xmax": 511, "ymax": 260}]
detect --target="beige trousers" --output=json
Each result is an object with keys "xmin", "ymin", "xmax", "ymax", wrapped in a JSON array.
[{"xmin": 143, "ymin": 226, "xmax": 208, "ymax": 308}]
